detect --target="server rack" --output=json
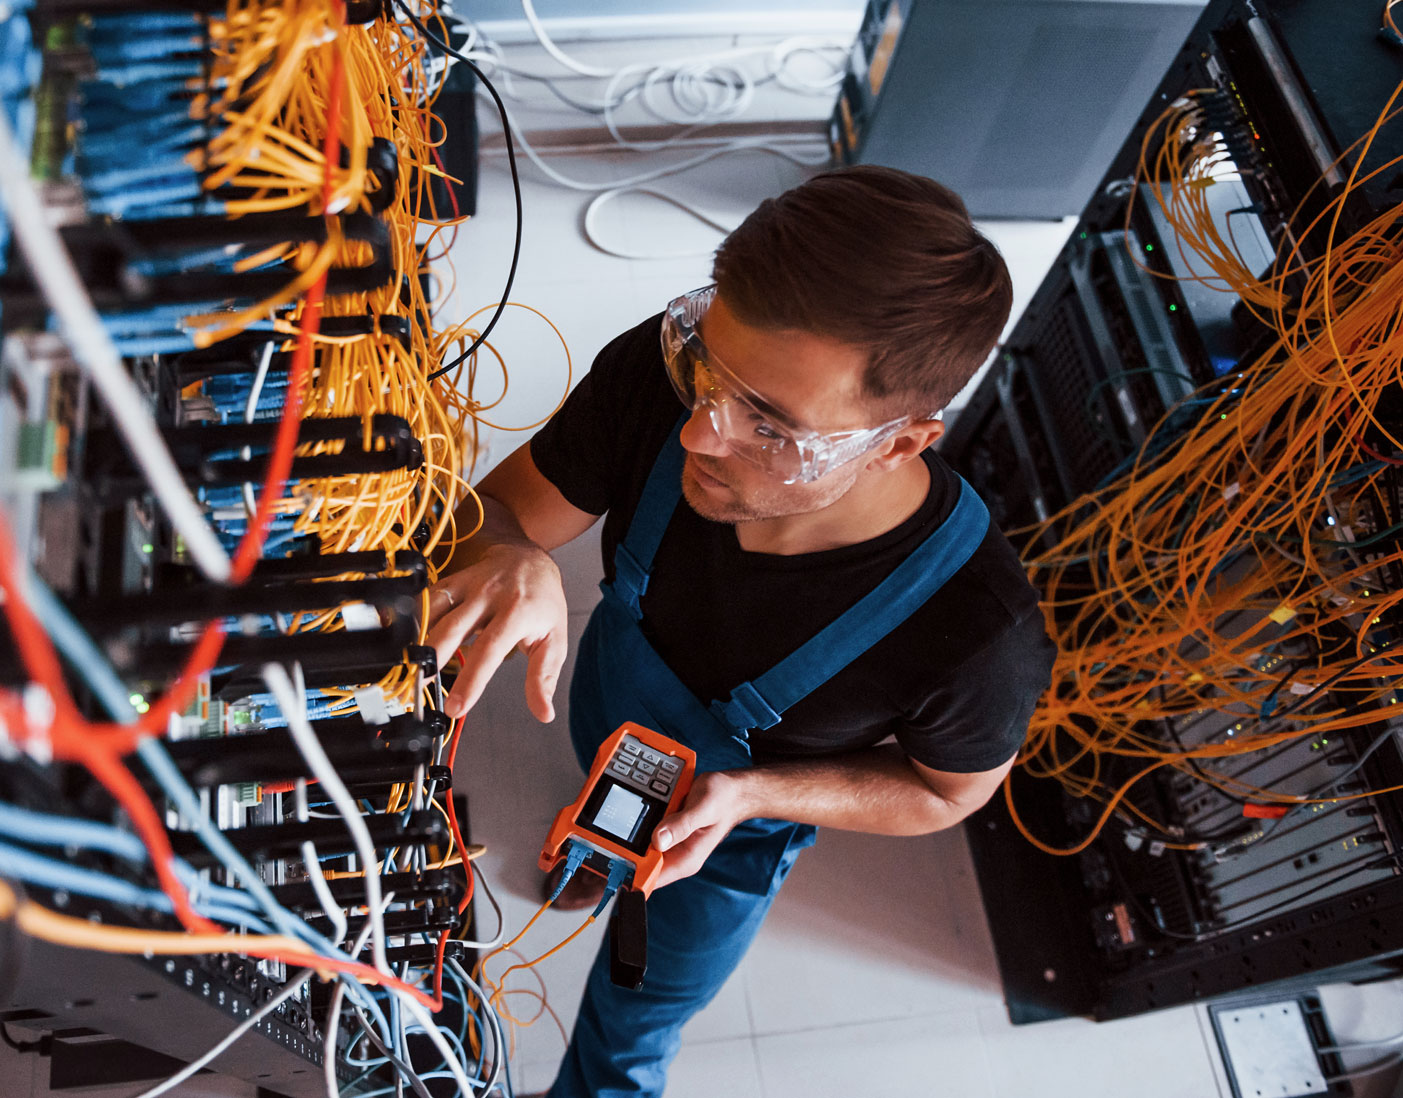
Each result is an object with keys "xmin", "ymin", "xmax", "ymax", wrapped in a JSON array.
[
  {"xmin": 830, "ymin": 0, "xmax": 1206, "ymax": 218},
  {"xmin": 942, "ymin": 0, "xmax": 1403, "ymax": 1023},
  {"xmin": 0, "ymin": 2, "xmax": 488, "ymax": 1093}
]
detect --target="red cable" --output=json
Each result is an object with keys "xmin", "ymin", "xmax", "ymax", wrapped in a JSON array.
[
  {"xmin": 0, "ymin": 521, "xmax": 215, "ymax": 932},
  {"xmin": 1356, "ymin": 434, "xmax": 1403, "ymax": 466},
  {"xmin": 430, "ymin": 715, "xmax": 474, "ymax": 1005}
]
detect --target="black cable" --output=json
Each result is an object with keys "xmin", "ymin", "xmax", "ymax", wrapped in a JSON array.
[
  {"xmin": 396, "ymin": 0, "xmax": 523, "ymax": 383},
  {"xmin": 0, "ymin": 1022, "xmax": 42, "ymax": 1054},
  {"xmin": 1272, "ymin": 642, "xmax": 1394, "ymax": 722}
]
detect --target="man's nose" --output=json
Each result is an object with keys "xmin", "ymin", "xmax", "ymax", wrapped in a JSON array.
[{"xmin": 678, "ymin": 405, "xmax": 729, "ymax": 458}]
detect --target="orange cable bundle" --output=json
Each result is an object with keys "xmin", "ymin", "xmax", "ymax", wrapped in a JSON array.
[{"xmin": 1008, "ymin": 77, "xmax": 1403, "ymax": 855}]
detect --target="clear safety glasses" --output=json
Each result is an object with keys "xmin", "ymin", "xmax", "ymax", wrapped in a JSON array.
[{"xmin": 659, "ymin": 285, "xmax": 921, "ymax": 485}]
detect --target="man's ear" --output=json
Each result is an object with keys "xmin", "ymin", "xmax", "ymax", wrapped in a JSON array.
[{"xmin": 865, "ymin": 418, "xmax": 945, "ymax": 472}]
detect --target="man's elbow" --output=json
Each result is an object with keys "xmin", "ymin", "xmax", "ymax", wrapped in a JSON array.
[
  {"xmin": 904, "ymin": 755, "xmax": 1014, "ymax": 834},
  {"xmin": 905, "ymin": 787, "xmax": 983, "ymax": 835}
]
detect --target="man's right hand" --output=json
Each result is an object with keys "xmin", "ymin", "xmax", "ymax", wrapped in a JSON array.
[{"xmin": 427, "ymin": 541, "xmax": 569, "ymax": 723}]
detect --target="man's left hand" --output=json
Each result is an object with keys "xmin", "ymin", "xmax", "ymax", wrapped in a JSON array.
[{"xmin": 650, "ymin": 771, "xmax": 753, "ymax": 889}]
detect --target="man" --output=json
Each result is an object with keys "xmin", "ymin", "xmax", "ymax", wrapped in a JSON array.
[{"xmin": 427, "ymin": 165, "xmax": 1055, "ymax": 1097}]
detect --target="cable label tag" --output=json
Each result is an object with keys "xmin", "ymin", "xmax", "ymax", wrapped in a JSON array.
[
  {"xmin": 354, "ymin": 686, "xmax": 392, "ymax": 726},
  {"xmin": 1223, "ymin": 481, "xmax": 1240, "ymax": 502},
  {"xmin": 340, "ymin": 601, "xmax": 381, "ymax": 632},
  {"xmin": 1268, "ymin": 604, "xmax": 1297, "ymax": 625}
]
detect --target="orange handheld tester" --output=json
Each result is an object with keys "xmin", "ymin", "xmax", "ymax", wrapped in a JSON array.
[{"xmin": 539, "ymin": 722, "xmax": 696, "ymax": 898}]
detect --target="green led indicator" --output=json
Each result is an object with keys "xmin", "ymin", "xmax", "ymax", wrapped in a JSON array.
[
  {"xmin": 141, "ymin": 542, "xmax": 154, "ymax": 554},
  {"xmin": 1079, "ymin": 231, "xmax": 1087, "ymax": 239},
  {"xmin": 1168, "ymin": 304, "xmax": 1177, "ymax": 312},
  {"xmin": 129, "ymin": 693, "xmax": 143, "ymax": 705},
  {"xmin": 1220, "ymin": 413, "xmax": 1228, "ymax": 420},
  {"xmin": 1145, "ymin": 243, "xmax": 1155, "ymax": 252}
]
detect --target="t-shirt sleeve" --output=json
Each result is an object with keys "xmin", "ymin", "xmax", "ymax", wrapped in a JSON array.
[
  {"xmin": 894, "ymin": 608, "xmax": 1055, "ymax": 772},
  {"xmin": 529, "ymin": 314, "xmax": 668, "ymax": 517}
]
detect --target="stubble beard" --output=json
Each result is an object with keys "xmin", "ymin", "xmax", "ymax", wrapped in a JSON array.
[{"xmin": 680, "ymin": 455, "xmax": 857, "ymax": 526}]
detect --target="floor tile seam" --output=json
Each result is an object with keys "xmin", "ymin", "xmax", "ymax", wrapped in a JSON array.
[{"xmin": 748, "ymin": 1004, "xmax": 992, "ymax": 1042}]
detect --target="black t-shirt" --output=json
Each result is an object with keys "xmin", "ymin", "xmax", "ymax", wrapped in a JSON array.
[{"xmin": 530, "ymin": 314, "xmax": 1055, "ymax": 773}]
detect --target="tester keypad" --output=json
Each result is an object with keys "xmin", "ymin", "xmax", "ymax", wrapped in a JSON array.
[{"xmin": 608, "ymin": 733, "xmax": 685, "ymax": 801}]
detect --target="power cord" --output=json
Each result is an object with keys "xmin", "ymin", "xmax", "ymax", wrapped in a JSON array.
[
  {"xmin": 394, "ymin": 0, "xmax": 523, "ymax": 383},
  {"xmin": 0, "ymin": 1022, "xmax": 43, "ymax": 1055}
]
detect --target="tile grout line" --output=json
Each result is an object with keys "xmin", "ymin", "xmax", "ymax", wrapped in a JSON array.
[
  {"xmin": 749, "ymin": 1031, "xmax": 769, "ymax": 1098},
  {"xmin": 748, "ymin": 1003, "xmax": 998, "ymax": 1043},
  {"xmin": 1190, "ymin": 1003, "xmax": 1231, "ymax": 1098}
]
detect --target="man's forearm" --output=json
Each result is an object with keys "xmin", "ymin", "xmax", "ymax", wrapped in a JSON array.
[
  {"xmin": 437, "ymin": 493, "xmax": 540, "ymax": 575},
  {"xmin": 725, "ymin": 744, "xmax": 972, "ymax": 836}
]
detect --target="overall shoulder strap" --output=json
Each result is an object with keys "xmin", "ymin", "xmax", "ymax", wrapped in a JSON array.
[
  {"xmin": 711, "ymin": 476, "xmax": 992, "ymax": 734},
  {"xmin": 608, "ymin": 415, "xmax": 688, "ymax": 619}
]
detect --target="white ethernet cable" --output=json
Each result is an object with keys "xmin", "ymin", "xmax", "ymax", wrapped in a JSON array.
[
  {"xmin": 265, "ymin": 662, "xmax": 478, "ymax": 1098},
  {"xmin": 0, "ymin": 107, "xmax": 232, "ymax": 583},
  {"xmin": 518, "ymin": 0, "xmax": 615, "ymax": 79},
  {"xmin": 448, "ymin": 958, "xmax": 508, "ymax": 1095},
  {"xmin": 262, "ymin": 662, "xmax": 389, "ymax": 973},
  {"xmin": 297, "ymin": 781, "xmax": 349, "ymax": 947}
]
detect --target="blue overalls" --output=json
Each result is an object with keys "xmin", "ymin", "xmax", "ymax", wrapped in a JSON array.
[{"xmin": 547, "ymin": 420, "xmax": 989, "ymax": 1098}]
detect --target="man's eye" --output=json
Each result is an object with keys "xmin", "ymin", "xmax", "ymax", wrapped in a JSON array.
[{"xmin": 751, "ymin": 419, "xmax": 785, "ymax": 442}]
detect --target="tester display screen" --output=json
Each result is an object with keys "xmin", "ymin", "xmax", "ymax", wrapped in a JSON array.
[
  {"xmin": 591, "ymin": 784, "xmax": 647, "ymax": 842},
  {"xmin": 577, "ymin": 776, "xmax": 667, "ymax": 855}
]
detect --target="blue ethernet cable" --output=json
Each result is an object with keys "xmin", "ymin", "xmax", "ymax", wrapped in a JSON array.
[
  {"xmin": 89, "ymin": 59, "xmax": 205, "ymax": 86},
  {"xmin": 17, "ymin": 572, "xmax": 395, "ymax": 1044},
  {"xmin": 0, "ymin": 838, "xmax": 273, "ymax": 934},
  {"xmin": 0, "ymin": 800, "xmax": 148, "ymax": 863},
  {"xmin": 84, "ymin": 34, "xmax": 205, "ymax": 66},
  {"xmin": 86, "ymin": 11, "xmax": 202, "ymax": 35},
  {"xmin": 0, "ymin": 801, "xmax": 299, "ymax": 926}
]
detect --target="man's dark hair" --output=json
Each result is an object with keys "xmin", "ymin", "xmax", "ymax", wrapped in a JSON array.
[{"xmin": 713, "ymin": 165, "xmax": 1013, "ymax": 414}]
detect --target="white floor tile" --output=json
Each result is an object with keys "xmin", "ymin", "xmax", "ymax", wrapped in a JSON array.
[
  {"xmin": 1312, "ymin": 978, "xmax": 1403, "ymax": 1097},
  {"xmin": 666, "ymin": 1036, "xmax": 765, "ymax": 1098},
  {"xmin": 754, "ymin": 1012, "xmax": 994, "ymax": 1098},
  {"xmin": 1317, "ymin": 975, "xmax": 1403, "ymax": 1046},
  {"xmin": 628, "ymin": 258, "xmax": 717, "ymax": 302},
  {"xmin": 451, "ymin": 155, "xmax": 640, "ymax": 301},
  {"xmin": 977, "ymin": 1002, "xmax": 1224, "ymax": 1098},
  {"xmin": 456, "ymin": 611, "xmax": 591, "ymax": 833},
  {"xmin": 745, "ymin": 826, "xmax": 1004, "ymax": 1036},
  {"xmin": 447, "ymin": 276, "xmax": 651, "ymax": 478},
  {"xmin": 679, "ymin": 963, "xmax": 754, "ymax": 1045}
]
